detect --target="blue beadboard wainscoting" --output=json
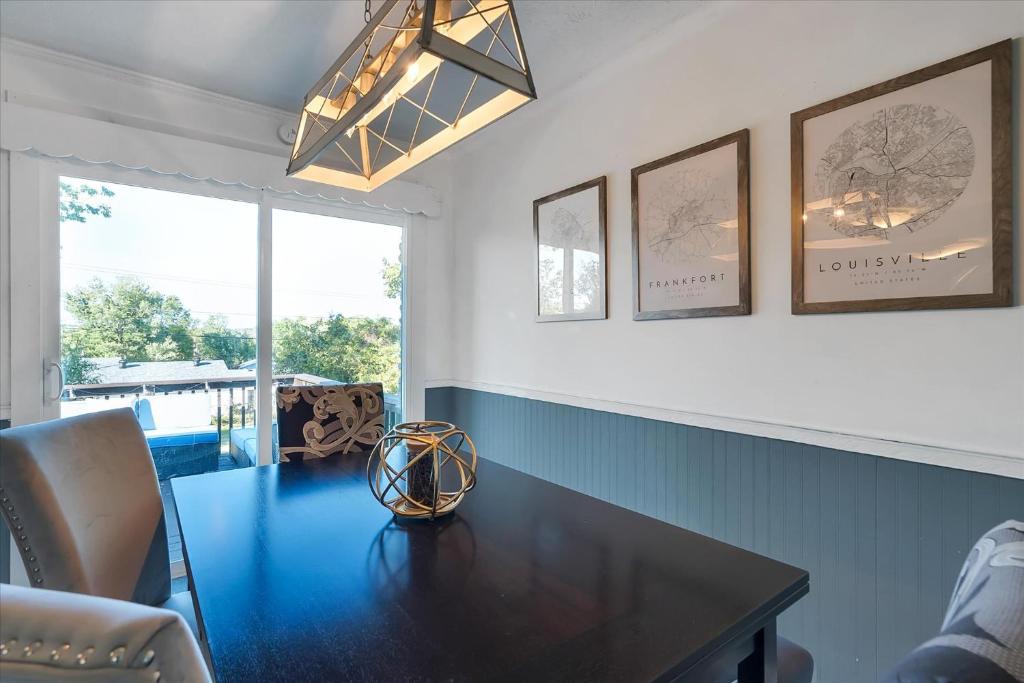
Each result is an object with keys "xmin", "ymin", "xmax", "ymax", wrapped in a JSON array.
[{"xmin": 425, "ymin": 386, "xmax": 1024, "ymax": 683}]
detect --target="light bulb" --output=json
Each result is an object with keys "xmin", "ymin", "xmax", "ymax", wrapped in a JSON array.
[{"xmin": 833, "ymin": 207, "xmax": 845, "ymax": 218}]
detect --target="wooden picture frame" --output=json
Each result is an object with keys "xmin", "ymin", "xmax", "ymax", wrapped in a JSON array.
[
  {"xmin": 533, "ymin": 176, "xmax": 607, "ymax": 322},
  {"xmin": 791, "ymin": 40, "xmax": 1013, "ymax": 314},
  {"xmin": 631, "ymin": 129, "xmax": 751, "ymax": 320}
]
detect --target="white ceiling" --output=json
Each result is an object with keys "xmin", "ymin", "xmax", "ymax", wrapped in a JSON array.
[{"xmin": 0, "ymin": 0, "xmax": 706, "ymax": 112}]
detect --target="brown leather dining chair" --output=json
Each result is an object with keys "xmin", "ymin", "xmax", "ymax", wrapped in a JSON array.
[
  {"xmin": 275, "ymin": 382, "xmax": 385, "ymax": 462},
  {"xmin": 0, "ymin": 409, "xmax": 199, "ymax": 636}
]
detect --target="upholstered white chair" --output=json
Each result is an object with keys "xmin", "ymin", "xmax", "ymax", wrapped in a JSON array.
[
  {"xmin": 0, "ymin": 409, "xmax": 198, "ymax": 635},
  {"xmin": 0, "ymin": 583, "xmax": 211, "ymax": 682}
]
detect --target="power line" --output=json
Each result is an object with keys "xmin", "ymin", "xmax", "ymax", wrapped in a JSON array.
[
  {"xmin": 61, "ymin": 312, "xmax": 398, "ymax": 338},
  {"xmin": 63, "ymin": 263, "xmax": 255, "ymax": 290},
  {"xmin": 62, "ymin": 263, "xmax": 398, "ymax": 301}
]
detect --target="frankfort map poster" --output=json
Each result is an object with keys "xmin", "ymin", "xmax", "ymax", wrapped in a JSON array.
[{"xmin": 632, "ymin": 130, "xmax": 750, "ymax": 320}]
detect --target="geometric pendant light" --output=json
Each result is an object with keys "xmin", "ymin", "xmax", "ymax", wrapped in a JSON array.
[{"xmin": 286, "ymin": 0, "xmax": 537, "ymax": 191}]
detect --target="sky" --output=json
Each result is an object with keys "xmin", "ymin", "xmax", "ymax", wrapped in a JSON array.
[{"xmin": 60, "ymin": 177, "xmax": 403, "ymax": 331}]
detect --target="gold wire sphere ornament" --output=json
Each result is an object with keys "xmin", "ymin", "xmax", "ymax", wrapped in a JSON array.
[{"xmin": 368, "ymin": 421, "xmax": 477, "ymax": 520}]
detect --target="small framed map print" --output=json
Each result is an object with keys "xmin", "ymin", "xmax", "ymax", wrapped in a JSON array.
[
  {"xmin": 632, "ymin": 129, "xmax": 751, "ymax": 320},
  {"xmin": 792, "ymin": 40, "xmax": 1012, "ymax": 314},
  {"xmin": 534, "ymin": 176, "xmax": 607, "ymax": 322}
]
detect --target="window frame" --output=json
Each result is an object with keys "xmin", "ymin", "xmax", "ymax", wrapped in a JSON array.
[{"xmin": 14, "ymin": 155, "xmax": 411, "ymax": 466}]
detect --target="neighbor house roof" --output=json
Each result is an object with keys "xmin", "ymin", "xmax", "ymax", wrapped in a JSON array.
[{"xmin": 80, "ymin": 358, "xmax": 255, "ymax": 386}]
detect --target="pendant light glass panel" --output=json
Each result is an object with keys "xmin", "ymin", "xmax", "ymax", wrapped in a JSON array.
[{"xmin": 287, "ymin": 0, "xmax": 536, "ymax": 191}]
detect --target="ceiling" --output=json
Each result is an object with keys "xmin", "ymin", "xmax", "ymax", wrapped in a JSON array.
[{"xmin": 0, "ymin": 0, "xmax": 706, "ymax": 112}]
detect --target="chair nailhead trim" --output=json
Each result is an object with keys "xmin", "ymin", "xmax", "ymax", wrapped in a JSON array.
[
  {"xmin": 141, "ymin": 649, "xmax": 156, "ymax": 666},
  {"xmin": 75, "ymin": 647, "xmax": 95, "ymax": 665},
  {"xmin": 51, "ymin": 643, "xmax": 71, "ymax": 662},
  {"xmin": 3, "ymin": 499, "xmax": 43, "ymax": 585},
  {"xmin": 23, "ymin": 640, "xmax": 42, "ymax": 657},
  {"xmin": 0, "ymin": 639, "xmax": 16, "ymax": 656},
  {"xmin": 109, "ymin": 646, "xmax": 126, "ymax": 665},
  {"xmin": 153, "ymin": 671, "xmax": 161, "ymax": 682}
]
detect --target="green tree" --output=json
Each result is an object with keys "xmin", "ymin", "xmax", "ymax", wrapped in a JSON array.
[
  {"xmin": 59, "ymin": 181, "xmax": 114, "ymax": 223},
  {"xmin": 273, "ymin": 315, "xmax": 400, "ymax": 394},
  {"xmin": 59, "ymin": 179, "xmax": 115, "ymax": 380},
  {"xmin": 574, "ymin": 256, "xmax": 600, "ymax": 312},
  {"xmin": 60, "ymin": 328, "xmax": 100, "ymax": 385},
  {"xmin": 195, "ymin": 315, "xmax": 256, "ymax": 369},
  {"xmin": 381, "ymin": 258, "xmax": 402, "ymax": 300},
  {"xmin": 538, "ymin": 254, "xmax": 563, "ymax": 315},
  {"xmin": 63, "ymin": 278, "xmax": 194, "ymax": 365}
]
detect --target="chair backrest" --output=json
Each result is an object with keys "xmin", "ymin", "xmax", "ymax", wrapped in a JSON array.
[
  {"xmin": 0, "ymin": 408, "xmax": 171, "ymax": 606},
  {"xmin": 0, "ymin": 583, "xmax": 211, "ymax": 682},
  {"xmin": 276, "ymin": 383, "xmax": 385, "ymax": 462},
  {"xmin": 60, "ymin": 396, "xmax": 135, "ymax": 419},
  {"xmin": 135, "ymin": 393, "xmax": 213, "ymax": 431},
  {"xmin": 134, "ymin": 397, "xmax": 157, "ymax": 430}
]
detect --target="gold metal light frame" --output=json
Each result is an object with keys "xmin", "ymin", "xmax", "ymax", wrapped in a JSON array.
[{"xmin": 287, "ymin": 0, "xmax": 536, "ymax": 191}]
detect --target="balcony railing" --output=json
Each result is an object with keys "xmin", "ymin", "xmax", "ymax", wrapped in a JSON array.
[
  {"xmin": 62, "ymin": 372, "xmax": 401, "ymax": 574},
  {"xmin": 63, "ymin": 373, "xmax": 402, "ymax": 457}
]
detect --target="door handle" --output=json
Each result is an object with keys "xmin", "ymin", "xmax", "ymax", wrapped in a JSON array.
[{"xmin": 46, "ymin": 360, "xmax": 65, "ymax": 403}]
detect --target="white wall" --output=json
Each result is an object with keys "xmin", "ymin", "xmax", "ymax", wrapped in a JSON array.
[
  {"xmin": 0, "ymin": 39, "xmax": 294, "ymax": 157},
  {"xmin": 443, "ymin": 1, "xmax": 1024, "ymax": 474},
  {"xmin": 2, "ymin": 2, "xmax": 1021, "ymax": 473}
]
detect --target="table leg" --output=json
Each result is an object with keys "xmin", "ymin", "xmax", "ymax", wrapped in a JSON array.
[{"xmin": 738, "ymin": 620, "xmax": 777, "ymax": 683}]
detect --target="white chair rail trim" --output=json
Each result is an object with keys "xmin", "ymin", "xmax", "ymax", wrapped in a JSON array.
[{"xmin": 424, "ymin": 379, "xmax": 1024, "ymax": 479}]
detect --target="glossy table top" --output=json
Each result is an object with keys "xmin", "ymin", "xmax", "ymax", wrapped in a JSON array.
[{"xmin": 172, "ymin": 456, "xmax": 807, "ymax": 682}]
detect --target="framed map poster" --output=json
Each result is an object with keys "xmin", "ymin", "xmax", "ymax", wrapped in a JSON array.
[
  {"xmin": 632, "ymin": 129, "xmax": 751, "ymax": 320},
  {"xmin": 534, "ymin": 176, "xmax": 607, "ymax": 322},
  {"xmin": 791, "ymin": 40, "xmax": 1012, "ymax": 314}
]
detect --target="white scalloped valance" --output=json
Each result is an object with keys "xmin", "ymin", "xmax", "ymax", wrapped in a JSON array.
[{"xmin": 0, "ymin": 100, "xmax": 442, "ymax": 217}]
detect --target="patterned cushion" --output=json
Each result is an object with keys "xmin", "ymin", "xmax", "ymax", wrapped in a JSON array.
[
  {"xmin": 883, "ymin": 520, "xmax": 1024, "ymax": 683},
  {"xmin": 275, "ymin": 383, "xmax": 384, "ymax": 462}
]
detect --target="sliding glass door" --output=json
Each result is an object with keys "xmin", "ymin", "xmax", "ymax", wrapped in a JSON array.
[
  {"xmin": 9, "ymin": 157, "xmax": 408, "ymax": 575},
  {"xmin": 57, "ymin": 175, "xmax": 259, "ymax": 574},
  {"xmin": 269, "ymin": 205, "xmax": 405, "ymax": 463},
  {"xmin": 58, "ymin": 176, "xmax": 258, "ymax": 435}
]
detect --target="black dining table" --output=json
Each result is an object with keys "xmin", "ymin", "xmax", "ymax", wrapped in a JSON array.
[{"xmin": 172, "ymin": 455, "xmax": 808, "ymax": 682}]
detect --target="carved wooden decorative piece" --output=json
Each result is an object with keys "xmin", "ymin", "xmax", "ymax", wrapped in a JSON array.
[
  {"xmin": 791, "ymin": 40, "xmax": 1012, "ymax": 314},
  {"xmin": 368, "ymin": 421, "xmax": 477, "ymax": 520}
]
